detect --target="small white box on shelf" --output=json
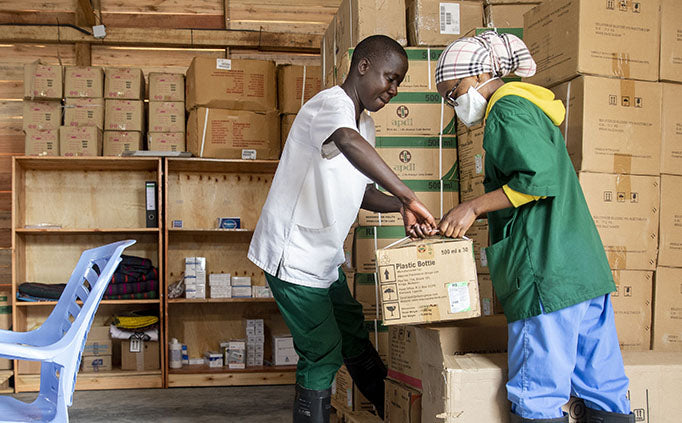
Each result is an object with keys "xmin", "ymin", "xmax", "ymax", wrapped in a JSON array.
[
  {"xmin": 209, "ymin": 273, "xmax": 231, "ymax": 285},
  {"xmin": 232, "ymin": 276, "xmax": 251, "ymax": 287},
  {"xmin": 272, "ymin": 335, "xmax": 299, "ymax": 366},
  {"xmin": 204, "ymin": 351, "xmax": 223, "ymax": 368},
  {"xmin": 232, "ymin": 286, "xmax": 252, "ymax": 298},
  {"xmin": 227, "ymin": 340, "xmax": 246, "ymax": 369}
]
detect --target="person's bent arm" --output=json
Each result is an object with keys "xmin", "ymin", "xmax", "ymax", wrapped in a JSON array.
[
  {"xmin": 439, "ymin": 188, "xmax": 513, "ymax": 238},
  {"xmin": 361, "ymin": 184, "xmax": 402, "ymax": 213}
]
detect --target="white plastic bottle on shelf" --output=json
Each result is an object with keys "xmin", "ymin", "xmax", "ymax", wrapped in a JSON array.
[{"xmin": 169, "ymin": 338, "xmax": 182, "ymax": 369}]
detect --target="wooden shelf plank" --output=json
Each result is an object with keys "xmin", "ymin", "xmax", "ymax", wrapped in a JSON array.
[
  {"xmin": 14, "ymin": 156, "xmax": 161, "ymax": 172},
  {"xmin": 168, "ymin": 228, "xmax": 254, "ymax": 234},
  {"xmin": 16, "ymin": 228, "xmax": 159, "ymax": 234},
  {"xmin": 168, "ymin": 366, "xmax": 296, "ymax": 387},
  {"xmin": 16, "ymin": 370, "xmax": 163, "ymax": 392},
  {"xmin": 170, "ymin": 364, "xmax": 296, "ymax": 374},
  {"xmin": 168, "ymin": 298, "xmax": 274, "ymax": 304},
  {"xmin": 16, "ymin": 299, "xmax": 161, "ymax": 306},
  {"xmin": 166, "ymin": 158, "xmax": 279, "ymax": 173}
]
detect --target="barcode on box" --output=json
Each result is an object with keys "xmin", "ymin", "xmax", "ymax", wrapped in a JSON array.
[{"xmin": 439, "ymin": 3, "xmax": 461, "ymax": 35}]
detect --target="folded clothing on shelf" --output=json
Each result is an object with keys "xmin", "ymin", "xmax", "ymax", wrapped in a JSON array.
[
  {"xmin": 104, "ymin": 255, "xmax": 159, "ymax": 299},
  {"xmin": 17, "ymin": 282, "xmax": 66, "ymax": 301}
]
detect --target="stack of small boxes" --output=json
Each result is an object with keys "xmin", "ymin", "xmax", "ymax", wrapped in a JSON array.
[
  {"xmin": 224, "ymin": 340, "xmax": 246, "ymax": 369},
  {"xmin": 231, "ymin": 276, "xmax": 252, "ymax": 298},
  {"xmin": 184, "ymin": 257, "xmax": 206, "ymax": 299},
  {"xmin": 147, "ymin": 72, "xmax": 186, "ymax": 152},
  {"xmin": 23, "ymin": 61, "xmax": 62, "ymax": 156},
  {"xmin": 246, "ymin": 319, "xmax": 265, "ymax": 367},
  {"xmin": 103, "ymin": 67, "xmax": 145, "ymax": 155},
  {"xmin": 209, "ymin": 273, "xmax": 231, "ymax": 299},
  {"xmin": 62, "ymin": 65, "xmax": 104, "ymax": 156}
]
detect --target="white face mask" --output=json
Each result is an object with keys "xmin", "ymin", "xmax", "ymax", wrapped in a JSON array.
[{"xmin": 453, "ymin": 78, "xmax": 498, "ymax": 127}]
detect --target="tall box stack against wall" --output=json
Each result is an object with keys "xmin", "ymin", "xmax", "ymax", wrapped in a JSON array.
[
  {"xmin": 524, "ymin": 0, "xmax": 660, "ymax": 87},
  {"xmin": 185, "ymin": 58, "xmax": 280, "ymax": 160},
  {"xmin": 104, "ymin": 67, "xmax": 144, "ymax": 156},
  {"xmin": 406, "ymin": 0, "xmax": 485, "ymax": 46},
  {"xmin": 60, "ymin": 66, "xmax": 104, "ymax": 157},
  {"xmin": 146, "ymin": 72, "xmax": 186, "ymax": 153},
  {"xmin": 611, "ymin": 270, "xmax": 653, "ymax": 351},
  {"xmin": 23, "ymin": 62, "xmax": 63, "ymax": 156},
  {"xmin": 653, "ymin": 267, "xmax": 682, "ymax": 352},
  {"xmin": 659, "ymin": 175, "xmax": 682, "ymax": 267},
  {"xmin": 277, "ymin": 65, "xmax": 321, "ymax": 149},
  {"xmin": 661, "ymin": 83, "xmax": 682, "ymax": 177},
  {"xmin": 659, "ymin": 0, "xmax": 682, "ymax": 83}
]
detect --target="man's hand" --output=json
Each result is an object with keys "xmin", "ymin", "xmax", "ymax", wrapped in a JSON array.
[
  {"xmin": 438, "ymin": 202, "xmax": 477, "ymax": 238},
  {"xmin": 400, "ymin": 199, "xmax": 438, "ymax": 239}
]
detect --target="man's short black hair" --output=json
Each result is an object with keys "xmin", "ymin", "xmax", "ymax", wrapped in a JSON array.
[{"xmin": 350, "ymin": 35, "xmax": 408, "ymax": 71}]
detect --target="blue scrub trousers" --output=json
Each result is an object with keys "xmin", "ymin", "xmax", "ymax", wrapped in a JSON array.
[{"xmin": 507, "ymin": 294, "xmax": 631, "ymax": 419}]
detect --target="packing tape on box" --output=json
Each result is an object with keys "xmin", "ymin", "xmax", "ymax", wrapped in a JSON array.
[
  {"xmin": 200, "ymin": 107, "xmax": 210, "ymax": 158},
  {"xmin": 301, "ymin": 66, "xmax": 307, "ymax": 109},
  {"xmin": 612, "ymin": 52, "xmax": 631, "ymax": 79},
  {"xmin": 607, "ymin": 246, "xmax": 628, "ymax": 269},
  {"xmin": 613, "ymin": 153, "xmax": 633, "ymax": 174}
]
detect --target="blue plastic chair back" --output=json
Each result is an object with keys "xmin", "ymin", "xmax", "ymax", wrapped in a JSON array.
[{"xmin": 0, "ymin": 239, "xmax": 135, "ymax": 422}]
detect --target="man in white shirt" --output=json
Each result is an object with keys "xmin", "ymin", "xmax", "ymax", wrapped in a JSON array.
[{"xmin": 248, "ymin": 35, "xmax": 437, "ymax": 423}]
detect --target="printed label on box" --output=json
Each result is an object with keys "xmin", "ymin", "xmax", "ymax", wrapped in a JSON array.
[
  {"xmin": 447, "ymin": 282, "xmax": 471, "ymax": 313},
  {"xmin": 216, "ymin": 59, "xmax": 232, "ymax": 70},
  {"xmin": 440, "ymin": 3, "xmax": 461, "ymax": 34},
  {"xmin": 242, "ymin": 149, "xmax": 257, "ymax": 160}
]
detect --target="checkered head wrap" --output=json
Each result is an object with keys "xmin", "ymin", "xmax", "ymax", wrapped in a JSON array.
[{"xmin": 435, "ymin": 31, "xmax": 536, "ymax": 84}]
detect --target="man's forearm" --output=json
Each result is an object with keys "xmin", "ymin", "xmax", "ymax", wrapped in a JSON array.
[
  {"xmin": 361, "ymin": 185, "xmax": 402, "ymax": 213},
  {"xmin": 470, "ymin": 188, "xmax": 513, "ymax": 217}
]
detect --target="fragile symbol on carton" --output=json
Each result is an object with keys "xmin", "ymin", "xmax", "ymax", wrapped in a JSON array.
[
  {"xmin": 634, "ymin": 97, "xmax": 642, "ymax": 108},
  {"xmin": 617, "ymin": 192, "xmax": 626, "ymax": 202},
  {"xmin": 619, "ymin": 0, "xmax": 627, "ymax": 11},
  {"xmin": 622, "ymin": 96, "xmax": 631, "ymax": 107},
  {"xmin": 633, "ymin": 408, "xmax": 645, "ymax": 421},
  {"xmin": 630, "ymin": 192, "xmax": 638, "ymax": 203},
  {"xmin": 609, "ymin": 95, "xmax": 617, "ymax": 105},
  {"xmin": 379, "ymin": 265, "xmax": 396, "ymax": 283},
  {"xmin": 606, "ymin": 0, "xmax": 615, "ymax": 10},
  {"xmin": 382, "ymin": 285, "xmax": 398, "ymax": 301},
  {"xmin": 604, "ymin": 191, "xmax": 613, "ymax": 202},
  {"xmin": 624, "ymin": 285, "xmax": 632, "ymax": 297},
  {"xmin": 383, "ymin": 302, "xmax": 401, "ymax": 320},
  {"xmin": 633, "ymin": 3, "xmax": 640, "ymax": 13}
]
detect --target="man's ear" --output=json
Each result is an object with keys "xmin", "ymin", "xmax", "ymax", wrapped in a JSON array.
[{"xmin": 357, "ymin": 57, "xmax": 370, "ymax": 76}]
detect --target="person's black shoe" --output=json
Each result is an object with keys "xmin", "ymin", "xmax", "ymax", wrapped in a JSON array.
[
  {"xmin": 585, "ymin": 407, "xmax": 635, "ymax": 423},
  {"xmin": 510, "ymin": 412, "xmax": 569, "ymax": 422},
  {"xmin": 293, "ymin": 384, "xmax": 332, "ymax": 423},
  {"xmin": 343, "ymin": 343, "xmax": 387, "ymax": 418}
]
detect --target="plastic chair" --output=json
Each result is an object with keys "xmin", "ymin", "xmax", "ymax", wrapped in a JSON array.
[{"xmin": 0, "ymin": 239, "xmax": 136, "ymax": 423}]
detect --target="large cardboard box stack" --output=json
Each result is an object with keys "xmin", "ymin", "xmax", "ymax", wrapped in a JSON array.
[
  {"xmin": 147, "ymin": 72, "xmax": 186, "ymax": 153},
  {"xmin": 652, "ymin": 267, "xmax": 682, "ymax": 352},
  {"xmin": 611, "ymin": 270, "xmax": 653, "ymax": 351},
  {"xmin": 658, "ymin": 0, "xmax": 681, "ymax": 83},
  {"xmin": 185, "ymin": 57, "xmax": 280, "ymax": 160},
  {"xmin": 104, "ymin": 67, "xmax": 144, "ymax": 156},
  {"xmin": 278, "ymin": 65, "xmax": 321, "ymax": 150},
  {"xmin": 23, "ymin": 61, "xmax": 63, "ymax": 156},
  {"xmin": 61, "ymin": 66, "xmax": 104, "ymax": 157}
]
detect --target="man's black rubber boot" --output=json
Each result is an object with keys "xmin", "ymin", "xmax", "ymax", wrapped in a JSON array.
[
  {"xmin": 510, "ymin": 412, "xmax": 569, "ymax": 422},
  {"xmin": 585, "ymin": 407, "xmax": 635, "ymax": 423},
  {"xmin": 292, "ymin": 384, "xmax": 332, "ymax": 423},
  {"xmin": 343, "ymin": 343, "xmax": 387, "ymax": 418}
]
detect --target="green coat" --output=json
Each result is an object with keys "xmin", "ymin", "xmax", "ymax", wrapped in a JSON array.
[{"xmin": 483, "ymin": 95, "xmax": 615, "ymax": 322}]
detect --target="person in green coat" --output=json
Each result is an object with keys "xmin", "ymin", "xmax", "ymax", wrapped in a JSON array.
[{"xmin": 434, "ymin": 31, "xmax": 635, "ymax": 423}]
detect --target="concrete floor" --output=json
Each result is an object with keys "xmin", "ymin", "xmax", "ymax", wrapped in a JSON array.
[{"xmin": 13, "ymin": 385, "xmax": 295, "ymax": 422}]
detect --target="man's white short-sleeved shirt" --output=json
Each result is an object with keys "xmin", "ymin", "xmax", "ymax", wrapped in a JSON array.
[{"xmin": 248, "ymin": 86, "xmax": 375, "ymax": 288}]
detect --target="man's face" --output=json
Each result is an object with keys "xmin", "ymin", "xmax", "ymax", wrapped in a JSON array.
[
  {"xmin": 357, "ymin": 51, "xmax": 408, "ymax": 113},
  {"xmin": 437, "ymin": 76, "xmax": 479, "ymax": 108}
]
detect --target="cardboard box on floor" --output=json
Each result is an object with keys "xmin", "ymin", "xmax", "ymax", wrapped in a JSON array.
[
  {"xmin": 661, "ymin": 83, "xmax": 682, "ymax": 176},
  {"xmin": 550, "ymin": 76, "xmax": 662, "ymax": 176},
  {"xmin": 578, "ymin": 172, "xmax": 659, "ymax": 270},
  {"xmin": 186, "ymin": 108, "xmax": 280, "ymax": 160},
  {"xmin": 384, "ymin": 379, "xmax": 421, "ymax": 423},
  {"xmin": 25, "ymin": 129, "xmax": 59, "ymax": 156},
  {"xmin": 375, "ymin": 237, "xmax": 480, "ymax": 325},
  {"xmin": 185, "ymin": 57, "xmax": 276, "ymax": 112},
  {"xmin": 24, "ymin": 61, "xmax": 62, "ymax": 100},
  {"xmin": 104, "ymin": 67, "xmax": 145, "ymax": 100},
  {"xmin": 103, "ymin": 131, "xmax": 143, "ymax": 156},
  {"xmin": 105, "ymin": 99, "xmax": 144, "ymax": 132},
  {"xmin": 121, "ymin": 340, "xmax": 159, "ymax": 371},
  {"xmin": 484, "ymin": 4, "xmax": 538, "ymax": 28},
  {"xmin": 335, "ymin": 0, "xmax": 407, "ymax": 65},
  {"xmin": 64, "ymin": 98, "xmax": 104, "ymax": 129},
  {"xmin": 369, "ymin": 93, "xmax": 456, "ymax": 136},
  {"xmin": 147, "ymin": 132, "xmax": 185, "ymax": 152},
  {"xmin": 524, "ymin": 0, "xmax": 660, "ymax": 87},
  {"xmin": 277, "ymin": 65, "xmax": 322, "ymax": 114},
  {"xmin": 611, "ymin": 270, "xmax": 652, "ymax": 351},
  {"xmin": 358, "ymin": 179, "xmax": 459, "ymax": 226},
  {"xmin": 652, "ymin": 267, "xmax": 682, "ymax": 352},
  {"xmin": 406, "ymin": 0, "xmax": 484, "ymax": 46},
  {"xmin": 375, "ymin": 135, "xmax": 457, "ymax": 180},
  {"xmin": 659, "ymin": 0, "xmax": 682, "ymax": 83},
  {"xmin": 64, "ymin": 66, "xmax": 103, "ymax": 98},
  {"xmin": 0, "ymin": 291, "xmax": 10, "ymax": 370},
  {"xmin": 59, "ymin": 126, "xmax": 103, "ymax": 157},
  {"xmin": 659, "ymin": 175, "xmax": 682, "ymax": 267},
  {"xmin": 22, "ymin": 100, "xmax": 61, "ymax": 131},
  {"xmin": 149, "ymin": 72, "xmax": 185, "ymax": 102}
]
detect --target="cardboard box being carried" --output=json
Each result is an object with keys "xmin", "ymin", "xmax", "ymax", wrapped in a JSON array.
[
  {"xmin": 23, "ymin": 100, "xmax": 61, "ymax": 131},
  {"xmin": 24, "ymin": 61, "xmax": 62, "ymax": 100},
  {"xmin": 103, "ymin": 131, "xmax": 142, "ymax": 156},
  {"xmin": 659, "ymin": 0, "xmax": 682, "ymax": 83},
  {"xmin": 370, "ymin": 92, "xmax": 455, "ymax": 136},
  {"xmin": 406, "ymin": 0, "xmax": 484, "ymax": 46},
  {"xmin": 384, "ymin": 379, "xmax": 422, "ymax": 423},
  {"xmin": 59, "ymin": 126, "xmax": 103, "ymax": 157},
  {"xmin": 659, "ymin": 175, "xmax": 682, "ymax": 267},
  {"xmin": 578, "ymin": 172, "xmax": 659, "ymax": 271},
  {"xmin": 104, "ymin": 67, "xmax": 144, "ymax": 100},
  {"xmin": 335, "ymin": 0, "xmax": 407, "ymax": 63},
  {"xmin": 64, "ymin": 66, "xmax": 103, "ymax": 98},
  {"xmin": 187, "ymin": 108, "xmax": 279, "ymax": 160},
  {"xmin": 358, "ymin": 179, "xmax": 459, "ymax": 226},
  {"xmin": 375, "ymin": 237, "xmax": 480, "ymax": 325},
  {"xmin": 25, "ymin": 129, "xmax": 59, "ymax": 156},
  {"xmin": 354, "ymin": 226, "xmax": 405, "ymax": 273},
  {"xmin": 148, "ymin": 101, "xmax": 185, "ymax": 133},
  {"xmin": 121, "ymin": 340, "xmax": 160, "ymax": 371},
  {"xmin": 653, "ymin": 267, "xmax": 682, "ymax": 352},
  {"xmin": 149, "ymin": 72, "xmax": 185, "ymax": 102},
  {"xmin": 524, "ymin": 0, "xmax": 661, "ymax": 87},
  {"xmin": 147, "ymin": 132, "xmax": 185, "ymax": 152},
  {"xmin": 484, "ymin": 3, "xmax": 538, "ymax": 28},
  {"xmin": 105, "ymin": 99, "xmax": 144, "ymax": 132},
  {"xmin": 611, "ymin": 270, "xmax": 652, "ymax": 351},
  {"xmin": 64, "ymin": 98, "xmax": 104, "ymax": 129},
  {"xmin": 375, "ymin": 135, "xmax": 457, "ymax": 180},
  {"xmin": 661, "ymin": 83, "xmax": 682, "ymax": 176},
  {"xmin": 551, "ymin": 76, "xmax": 662, "ymax": 176},
  {"xmin": 185, "ymin": 58, "xmax": 276, "ymax": 112},
  {"xmin": 277, "ymin": 65, "xmax": 321, "ymax": 114}
]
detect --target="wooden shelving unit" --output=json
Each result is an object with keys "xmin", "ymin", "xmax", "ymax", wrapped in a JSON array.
[
  {"xmin": 164, "ymin": 158, "xmax": 295, "ymax": 388},
  {"xmin": 11, "ymin": 157, "xmax": 165, "ymax": 392}
]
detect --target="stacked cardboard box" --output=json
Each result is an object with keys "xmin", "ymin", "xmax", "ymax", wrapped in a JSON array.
[
  {"xmin": 184, "ymin": 257, "xmax": 206, "ymax": 299},
  {"xmin": 23, "ymin": 61, "xmax": 62, "ymax": 156},
  {"xmin": 245, "ymin": 319, "xmax": 264, "ymax": 367},
  {"xmin": 406, "ymin": 0, "xmax": 485, "ymax": 46},
  {"xmin": 277, "ymin": 64, "xmax": 321, "ymax": 150},
  {"xmin": 104, "ymin": 67, "xmax": 145, "ymax": 155},
  {"xmin": 185, "ymin": 57, "xmax": 279, "ymax": 160},
  {"xmin": 147, "ymin": 72, "xmax": 186, "ymax": 153},
  {"xmin": 80, "ymin": 326, "xmax": 112, "ymax": 372},
  {"xmin": 484, "ymin": 0, "xmax": 540, "ymax": 29}
]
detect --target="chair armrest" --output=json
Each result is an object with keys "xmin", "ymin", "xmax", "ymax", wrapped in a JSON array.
[
  {"xmin": 0, "ymin": 328, "xmax": 35, "ymax": 344},
  {"xmin": 0, "ymin": 339, "xmax": 57, "ymax": 362}
]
